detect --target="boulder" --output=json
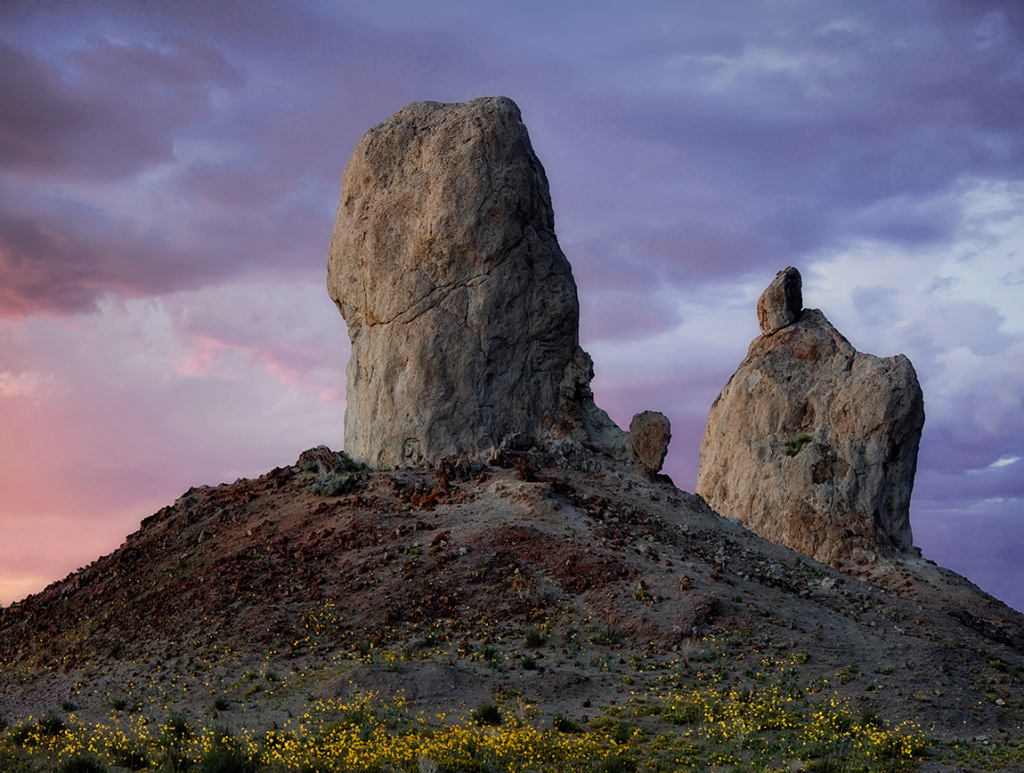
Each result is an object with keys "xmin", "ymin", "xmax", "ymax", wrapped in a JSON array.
[
  {"xmin": 696, "ymin": 269, "xmax": 925, "ymax": 566},
  {"xmin": 328, "ymin": 97, "xmax": 640, "ymax": 468},
  {"xmin": 630, "ymin": 411, "xmax": 671, "ymax": 473},
  {"xmin": 757, "ymin": 266, "xmax": 802, "ymax": 335}
]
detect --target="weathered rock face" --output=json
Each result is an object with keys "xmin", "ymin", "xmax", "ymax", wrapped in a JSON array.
[
  {"xmin": 696, "ymin": 269, "xmax": 925, "ymax": 567},
  {"xmin": 328, "ymin": 97, "xmax": 636, "ymax": 468},
  {"xmin": 630, "ymin": 411, "xmax": 671, "ymax": 473}
]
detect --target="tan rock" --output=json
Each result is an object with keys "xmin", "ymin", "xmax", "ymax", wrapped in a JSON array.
[
  {"xmin": 696, "ymin": 271, "xmax": 925, "ymax": 567},
  {"xmin": 327, "ymin": 97, "xmax": 639, "ymax": 468}
]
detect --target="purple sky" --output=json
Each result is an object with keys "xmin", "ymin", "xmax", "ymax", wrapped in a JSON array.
[{"xmin": 2, "ymin": 0, "xmax": 1023, "ymax": 612}]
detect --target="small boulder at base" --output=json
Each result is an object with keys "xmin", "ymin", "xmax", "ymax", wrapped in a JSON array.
[
  {"xmin": 630, "ymin": 411, "xmax": 671, "ymax": 473},
  {"xmin": 696, "ymin": 269, "xmax": 925, "ymax": 567}
]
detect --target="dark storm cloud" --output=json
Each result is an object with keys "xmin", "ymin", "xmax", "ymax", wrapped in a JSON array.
[
  {"xmin": 552, "ymin": 0, "xmax": 1024, "ymax": 286},
  {"xmin": 4, "ymin": 0, "xmax": 1021, "ymax": 320},
  {"xmin": 0, "ymin": 185, "xmax": 332, "ymax": 317},
  {"xmin": 0, "ymin": 0, "xmax": 498, "ymax": 317},
  {"xmin": 0, "ymin": 37, "xmax": 241, "ymax": 181}
]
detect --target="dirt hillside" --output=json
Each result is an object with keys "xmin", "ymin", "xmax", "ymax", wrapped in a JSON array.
[{"xmin": 2, "ymin": 446, "xmax": 1023, "ymax": 767}]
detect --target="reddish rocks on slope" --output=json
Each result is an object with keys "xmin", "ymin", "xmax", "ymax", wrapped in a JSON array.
[{"xmin": 696, "ymin": 267, "xmax": 925, "ymax": 567}]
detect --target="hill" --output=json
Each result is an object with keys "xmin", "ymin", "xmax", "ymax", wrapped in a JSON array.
[{"xmin": 2, "ymin": 445, "xmax": 1023, "ymax": 771}]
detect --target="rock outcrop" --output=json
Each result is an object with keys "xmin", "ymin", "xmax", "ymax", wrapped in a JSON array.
[
  {"xmin": 757, "ymin": 266, "xmax": 802, "ymax": 335},
  {"xmin": 630, "ymin": 411, "xmax": 671, "ymax": 473},
  {"xmin": 696, "ymin": 268, "xmax": 925, "ymax": 567},
  {"xmin": 328, "ymin": 97, "xmax": 655, "ymax": 469}
]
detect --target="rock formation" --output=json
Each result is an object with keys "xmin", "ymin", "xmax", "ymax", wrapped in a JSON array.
[
  {"xmin": 328, "ymin": 97, "xmax": 658, "ymax": 469},
  {"xmin": 756, "ymin": 266, "xmax": 802, "ymax": 335},
  {"xmin": 696, "ymin": 267, "xmax": 925, "ymax": 566},
  {"xmin": 630, "ymin": 411, "xmax": 671, "ymax": 473}
]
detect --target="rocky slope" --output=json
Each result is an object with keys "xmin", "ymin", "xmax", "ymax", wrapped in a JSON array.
[{"xmin": 2, "ymin": 445, "xmax": 1022, "ymax": 751}]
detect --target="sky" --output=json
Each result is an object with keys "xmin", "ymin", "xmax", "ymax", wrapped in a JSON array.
[{"xmin": 1, "ymin": 0, "xmax": 1023, "ymax": 612}]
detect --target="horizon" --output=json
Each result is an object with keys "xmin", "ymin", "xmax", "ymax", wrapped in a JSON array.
[{"xmin": 1, "ymin": 0, "xmax": 1022, "ymax": 612}]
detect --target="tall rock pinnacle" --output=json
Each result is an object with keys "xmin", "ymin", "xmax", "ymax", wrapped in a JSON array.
[
  {"xmin": 696, "ymin": 268, "xmax": 925, "ymax": 567},
  {"xmin": 328, "ymin": 97, "xmax": 658, "ymax": 469}
]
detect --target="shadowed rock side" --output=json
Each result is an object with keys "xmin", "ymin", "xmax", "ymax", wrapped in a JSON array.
[
  {"xmin": 630, "ymin": 410, "xmax": 671, "ymax": 473},
  {"xmin": 328, "ymin": 96, "xmax": 651, "ymax": 469},
  {"xmin": 696, "ymin": 267, "xmax": 925, "ymax": 568}
]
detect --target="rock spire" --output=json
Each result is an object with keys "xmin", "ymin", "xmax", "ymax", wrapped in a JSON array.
[
  {"xmin": 328, "ymin": 97, "xmax": 668, "ymax": 471},
  {"xmin": 696, "ymin": 268, "xmax": 925, "ymax": 566}
]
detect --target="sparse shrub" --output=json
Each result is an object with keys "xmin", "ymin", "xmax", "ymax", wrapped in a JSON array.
[
  {"xmin": 589, "ymin": 626, "xmax": 620, "ymax": 646},
  {"xmin": 213, "ymin": 696, "xmax": 231, "ymax": 711},
  {"xmin": 872, "ymin": 735, "xmax": 905, "ymax": 760},
  {"xmin": 56, "ymin": 755, "xmax": 107, "ymax": 773},
  {"xmin": 521, "ymin": 656, "xmax": 537, "ymax": 671},
  {"xmin": 665, "ymin": 701, "xmax": 701, "ymax": 725},
  {"xmin": 836, "ymin": 662, "xmax": 859, "ymax": 684},
  {"xmin": 0, "ymin": 747, "xmax": 31, "ymax": 773},
  {"xmin": 163, "ymin": 713, "xmax": 194, "ymax": 742},
  {"xmin": 859, "ymin": 707, "xmax": 882, "ymax": 728},
  {"xmin": 159, "ymin": 713, "xmax": 195, "ymax": 772},
  {"xmin": 806, "ymin": 756, "xmax": 843, "ymax": 773},
  {"xmin": 600, "ymin": 754, "xmax": 639, "ymax": 773},
  {"xmin": 37, "ymin": 712, "xmax": 66, "ymax": 736},
  {"xmin": 524, "ymin": 629, "xmax": 547, "ymax": 648},
  {"xmin": 61, "ymin": 700, "xmax": 77, "ymax": 712},
  {"xmin": 200, "ymin": 727, "xmax": 260, "ymax": 773},
  {"xmin": 801, "ymin": 741, "xmax": 831, "ymax": 760},
  {"xmin": 110, "ymin": 698, "xmax": 127, "ymax": 711},
  {"xmin": 477, "ymin": 644, "xmax": 497, "ymax": 662},
  {"xmin": 552, "ymin": 713, "xmax": 583, "ymax": 733},
  {"xmin": 472, "ymin": 702, "xmax": 501, "ymax": 726},
  {"xmin": 832, "ymin": 712, "xmax": 854, "ymax": 734},
  {"xmin": 782, "ymin": 433, "xmax": 812, "ymax": 456},
  {"xmin": 310, "ymin": 472, "xmax": 354, "ymax": 497},
  {"xmin": 8, "ymin": 723, "xmax": 33, "ymax": 745},
  {"xmin": 109, "ymin": 739, "xmax": 150, "ymax": 770},
  {"xmin": 612, "ymin": 722, "xmax": 633, "ymax": 744}
]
